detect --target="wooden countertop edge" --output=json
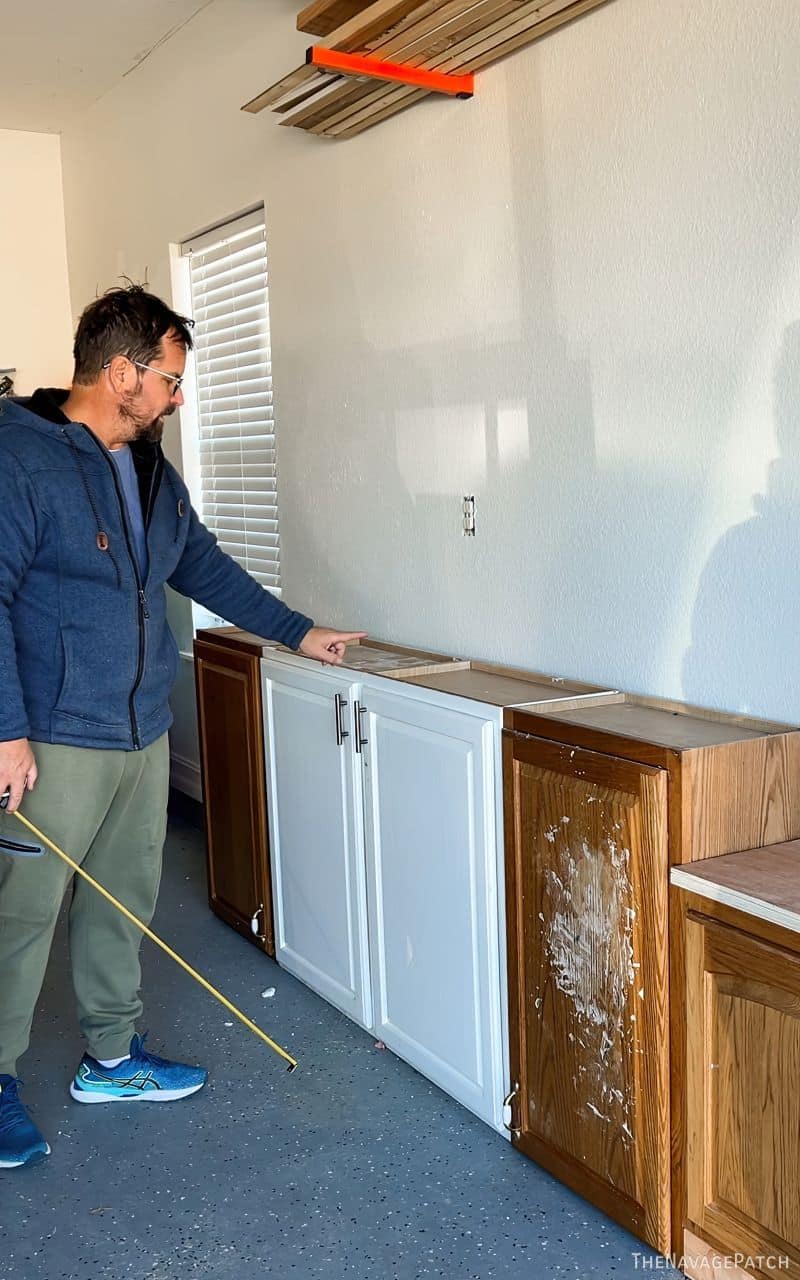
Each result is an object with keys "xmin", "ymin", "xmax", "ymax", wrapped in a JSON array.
[{"xmin": 671, "ymin": 865, "xmax": 800, "ymax": 936}]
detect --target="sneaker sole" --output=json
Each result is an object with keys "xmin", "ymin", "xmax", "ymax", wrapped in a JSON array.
[
  {"xmin": 69, "ymin": 1081, "xmax": 206, "ymax": 1104},
  {"xmin": 0, "ymin": 1144, "xmax": 51, "ymax": 1168}
]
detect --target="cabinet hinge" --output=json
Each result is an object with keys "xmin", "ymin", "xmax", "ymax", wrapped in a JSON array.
[
  {"xmin": 250, "ymin": 903, "xmax": 266, "ymax": 942},
  {"xmin": 503, "ymin": 1082, "xmax": 521, "ymax": 1138}
]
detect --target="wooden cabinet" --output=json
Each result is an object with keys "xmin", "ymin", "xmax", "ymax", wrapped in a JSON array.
[
  {"xmin": 503, "ymin": 732, "xmax": 670, "ymax": 1249},
  {"xmin": 682, "ymin": 905, "xmax": 800, "ymax": 1276},
  {"xmin": 501, "ymin": 697, "xmax": 800, "ymax": 1257},
  {"xmin": 672, "ymin": 842, "xmax": 800, "ymax": 1276},
  {"xmin": 261, "ymin": 658, "xmax": 372, "ymax": 1026},
  {"xmin": 193, "ymin": 629, "xmax": 274, "ymax": 955}
]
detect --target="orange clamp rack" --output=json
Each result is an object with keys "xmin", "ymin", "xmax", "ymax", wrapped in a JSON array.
[{"xmin": 306, "ymin": 46, "xmax": 475, "ymax": 98}]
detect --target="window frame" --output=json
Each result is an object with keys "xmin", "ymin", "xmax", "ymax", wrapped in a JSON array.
[{"xmin": 170, "ymin": 206, "xmax": 280, "ymax": 632}]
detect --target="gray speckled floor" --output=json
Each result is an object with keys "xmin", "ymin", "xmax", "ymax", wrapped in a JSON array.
[{"xmin": 3, "ymin": 813, "xmax": 678, "ymax": 1280}]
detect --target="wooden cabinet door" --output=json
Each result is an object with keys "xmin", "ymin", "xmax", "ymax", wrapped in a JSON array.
[
  {"xmin": 194, "ymin": 638, "xmax": 273, "ymax": 953},
  {"xmin": 685, "ymin": 912, "xmax": 800, "ymax": 1273},
  {"xmin": 504, "ymin": 732, "xmax": 670, "ymax": 1253},
  {"xmin": 361, "ymin": 685, "xmax": 505, "ymax": 1129},
  {"xmin": 262, "ymin": 659, "xmax": 372, "ymax": 1028}
]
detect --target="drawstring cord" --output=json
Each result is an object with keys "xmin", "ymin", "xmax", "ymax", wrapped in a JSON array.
[{"xmin": 61, "ymin": 429, "xmax": 122, "ymax": 588}]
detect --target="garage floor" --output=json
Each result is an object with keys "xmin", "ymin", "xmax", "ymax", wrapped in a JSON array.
[{"xmin": 2, "ymin": 810, "xmax": 675, "ymax": 1280}]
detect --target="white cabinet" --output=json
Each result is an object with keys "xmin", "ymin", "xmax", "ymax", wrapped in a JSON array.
[
  {"xmin": 261, "ymin": 659, "xmax": 372, "ymax": 1027},
  {"xmin": 361, "ymin": 684, "xmax": 505, "ymax": 1130},
  {"xmin": 261, "ymin": 653, "xmax": 508, "ymax": 1132}
]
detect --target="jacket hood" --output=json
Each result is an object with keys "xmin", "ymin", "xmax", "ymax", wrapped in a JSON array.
[
  {"xmin": 22, "ymin": 387, "xmax": 72, "ymax": 424},
  {"xmin": 0, "ymin": 388, "xmax": 97, "ymax": 455},
  {"xmin": 0, "ymin": 388, "xmax": 161, "ymax": 468}
]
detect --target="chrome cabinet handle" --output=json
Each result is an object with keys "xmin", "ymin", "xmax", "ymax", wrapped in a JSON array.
[
  {"xmin": 334, "ymin": 692, "xmax": 349, "ymax": 746},
  {"xmin": 354, "ymin": 701, "xmax": 368, "ymax": 753}
]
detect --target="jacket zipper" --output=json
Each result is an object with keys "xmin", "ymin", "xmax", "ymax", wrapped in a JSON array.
[{"xmin": 78, "ymin": 426, "xmax": 162, "ymax": 750}]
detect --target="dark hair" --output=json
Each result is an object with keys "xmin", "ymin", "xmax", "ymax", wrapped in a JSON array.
[{"xmin": 72, "ymin": 284, "xmax": 194, "ymax": 384}]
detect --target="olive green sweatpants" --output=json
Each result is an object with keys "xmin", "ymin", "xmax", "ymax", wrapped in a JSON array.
[{"xmin": 0, "ymin": 734, "xmax": 169, "ymax": 1077}]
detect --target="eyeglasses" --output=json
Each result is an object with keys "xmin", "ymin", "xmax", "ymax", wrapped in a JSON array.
[{"xmin": 103, "ymin": 355, "xmax": 184, "ymax": 397}]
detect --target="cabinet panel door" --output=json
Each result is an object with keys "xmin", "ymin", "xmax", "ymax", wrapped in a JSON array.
[
  {"xmin": 262, "ymin": 661, "xmax": 371, "ymax": 1027},
  {"xmin": 362, "ymin": 686, "xmax": 503, "ymax": 1128},
  {"xmin": 504, "ymin": 732, "xmax": 670, "ymax": 1253},
  {"xmin": 194, "ymin": 640, "xmax": 273, "ymax": 953},
  {"xmin": 686, "ymin": 913, "xmax": 800, "ymax": 1270}
]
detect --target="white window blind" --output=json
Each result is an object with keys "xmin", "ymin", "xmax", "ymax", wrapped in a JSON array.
[{"xmin": 181, "ymin": 209, "xmax": 279, "ymax": 591}]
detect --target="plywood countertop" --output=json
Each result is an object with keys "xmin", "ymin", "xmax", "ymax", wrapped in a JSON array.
[
  {"xmin": 208, "ymin": 632, "xmax": 620, "ymax": 705},
  {"xmin": 671, "ymin": 841, "xmax": 800, "ymax": 934},
  {"xmin": 398, "ymin": 664, "xmax": 618, "ymax": 709},
  {"xmin": 507, "ymin": 696, "xmax": 795, "ymax": 750}
]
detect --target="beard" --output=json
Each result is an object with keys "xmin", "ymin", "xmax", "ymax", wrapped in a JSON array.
[{"xmin": 119, "ymin": 393, "xmax": 176, "ymax": 444}]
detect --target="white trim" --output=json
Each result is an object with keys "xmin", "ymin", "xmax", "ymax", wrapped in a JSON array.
[
  {"xmin": 169, "ymin": 751, "xmax": 202, "ymax": 802},
  {"xmin": 169, "ymin": 240, "xmax": 201, "ymax": 509},
  {"xmin": 180, "ymin": 206, "xmax": 265, "ymax": 256},
  {"xmin": 670, "ymin": 866, "xmax": 800, "ymax": 937}
]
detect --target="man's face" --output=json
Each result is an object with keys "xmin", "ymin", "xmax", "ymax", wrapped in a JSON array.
[{"xmin": 119, "ymin": 332, "xmax": 187, "ymax": 444}]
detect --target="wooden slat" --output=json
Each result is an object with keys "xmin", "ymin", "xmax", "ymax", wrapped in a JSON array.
[
  {"xmin": 250, "ymin": 0, "xmax": 611, "ymax": 129},
  {"xmin": 325, "ymin": 87, "xmax": 428, "ymax": 135},
  {"xmin": 297, "ymin": 0, "xmax": 425, "ymax": 40},
  {"xmin": 292, "ymin": 0, "xmax": 598, "ymax": 135},
  {"xmin": 298, "ymin": 0, "xmax": 376, "ymax": 35},
  {"xmin": 327, "ymin": 0, "xmax": 611, "ymax": 137},
  {"xmin": 282, "ymin": 0, "xmax": 522, "ymax": 130},
  {"xmin": 243, "ymin": 67, "xmax": 320, "ymax": 115},
  {"xmin": 309, "ymin": 0, "xmax": 566, "ymax": 135},
  {"xmin": 270, "ymin": 72, "xmax": 341, "ymax": 114},
  {"xmin": 249, "ymin": 0, "xmax": 547, "ymax": 118},
  {"xmin": 243, "ymin": 0, "xmax": 431, "ymax": 112},
  {"xmin": 463, "ymin": 0, "xmax": 611, "ymax": 70}
]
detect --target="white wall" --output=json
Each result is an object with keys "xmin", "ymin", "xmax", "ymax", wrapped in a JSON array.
[
  {"xmin": 58, "ymin": 0, "xmax": 800, "ymax": 755},
  {"xmin": 0, "ymin": 130, "xmax": 73, "ymax": 393}
]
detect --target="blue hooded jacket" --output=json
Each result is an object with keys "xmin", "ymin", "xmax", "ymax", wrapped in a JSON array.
[{"xmin": 0, "ymin": 389, "xmax": 313, "ymax": 750}]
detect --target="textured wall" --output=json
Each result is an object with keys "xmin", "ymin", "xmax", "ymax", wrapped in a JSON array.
[{"xmin": 59, "ymin": 0, "xmax": 800, "ymax": 747}]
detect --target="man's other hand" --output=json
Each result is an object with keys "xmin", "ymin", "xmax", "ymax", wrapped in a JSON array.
[{"xmin": 0, "ymin": 739, "xmax": 38, "ymax": 814}]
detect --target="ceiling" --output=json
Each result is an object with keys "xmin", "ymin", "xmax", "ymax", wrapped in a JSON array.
[{"xmin": 0, "ymin": 1, "xmax": 214, "ymax": 134}]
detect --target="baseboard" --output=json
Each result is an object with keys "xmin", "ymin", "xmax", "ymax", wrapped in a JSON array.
[{"xmin": 169, "ymin": 751, "xmax": 202, "ymax": 802}]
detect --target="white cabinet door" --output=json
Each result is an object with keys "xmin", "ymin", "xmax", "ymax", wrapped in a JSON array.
[
  {"xmin": 360, "ymin": 684, "xmax": 504, "ymax": 1129},
  {"xmin": 262, "ymin": 659, "xmax": 372, "ymax": 1028}
]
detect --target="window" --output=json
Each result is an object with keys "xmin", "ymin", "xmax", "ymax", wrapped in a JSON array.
[{"xmin": 179, "ymin": 208, "xmax": 279, "ymax": 595}]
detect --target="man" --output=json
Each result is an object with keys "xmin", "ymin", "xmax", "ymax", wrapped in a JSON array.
[{"xmin": 0, "ymin": 286, "xmax": 364, "ymax": 1168}]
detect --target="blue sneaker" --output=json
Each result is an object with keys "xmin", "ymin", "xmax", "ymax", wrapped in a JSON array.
[
  {"xmin": 0, "ymin": 1076, "xmax": 50, "ymax": 1168},
  {"xmin": 70, "ymin": 1033, "xmax": 208, "ymax": 1104}
]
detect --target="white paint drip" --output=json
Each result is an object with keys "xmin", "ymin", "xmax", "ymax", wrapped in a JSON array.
[
  {"xmin": 586, "ymin": 1103, "xmax": 610, "ymax": 1122},
  {"xmin": 540, "ymin": 827, "xmax": 638, "ymax": 1145}
]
